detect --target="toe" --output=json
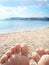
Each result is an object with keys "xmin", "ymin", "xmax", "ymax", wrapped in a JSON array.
[
  {"xmin": 14, "ymin": 44, "xmax": 21, "ymax": 54},
  {"xmin": 10, "ymin": 44, "xmax": 21, "ymax": 54},
  {"xmin": 3, "ymin": 58, "xmax": 14, "ymax": 65},
  {"xmin": 45, "ymin": 49, "xmax": 49, "ymax": 54},
  {"xmin": 35, "ymin": 48, "xmax": 45, "ymax": 57},
  {"xmin": 6, "ymin": 50, "xmax": 12, "ymax": 58},
  {"xmin": 21, "ymin": 44, "xmax": 28, "ymax": 56},
  {"xmin": 0, "ymin": 44, "xmax": 21, "ymax": 64},
  {"xmin": 0, "ymin": 55, "xmax": 7, "ymax": 64},
  {"xmin": 32, "ymin": 52, "xmax": 40, "ymax": 63},
  {"xmin": 10, "ymin": 46, "xmax": 16, "ymax": 54},
  {"xmin": 38, "ymin": 55, "xmax": 49, "ymax": 65}
]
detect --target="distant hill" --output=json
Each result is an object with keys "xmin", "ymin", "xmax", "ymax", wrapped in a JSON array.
[{"xmin": 5, "ymin": 17, "xmax": 49, "ymax": 21}]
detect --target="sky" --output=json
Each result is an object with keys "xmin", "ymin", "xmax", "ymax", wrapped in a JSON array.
[{"xmin": 0, "ymin": 0, "xmax": 49, "ymax": 19}]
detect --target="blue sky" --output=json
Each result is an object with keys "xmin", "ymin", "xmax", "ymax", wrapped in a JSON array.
[{"xmin": 0, "ymin": 0, "xmax": 49, "ymax": 19}]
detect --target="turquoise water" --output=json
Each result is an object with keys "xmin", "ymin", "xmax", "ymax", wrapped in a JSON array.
[{"xmin": 0, "ymin": 20, "xmax": 49, "ymax": 34}]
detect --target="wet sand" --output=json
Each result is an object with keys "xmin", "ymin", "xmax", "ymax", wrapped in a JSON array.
[{"xmin": 0, "ymin": 27, "xmax": 49, "ymax": 65}]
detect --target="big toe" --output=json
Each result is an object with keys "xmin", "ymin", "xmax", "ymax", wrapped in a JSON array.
[
  {"xmin": 21, "ymin": 44, "xmax": 28, "ymax": 56},
  {"xmin": 38, "ymin": 55, "xmax": 49, "ymax": 65}
]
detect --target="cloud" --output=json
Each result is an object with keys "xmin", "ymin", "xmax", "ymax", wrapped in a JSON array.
[
  {"xmin": 36, "ymin": 0, "xmax": 48, "ymax": 2},
  {"xmin": 47, "ymin": 4, "xmax": 49, "ymax": 6},
  {"xmin": 34, "ymin": 0, "xmax": 48, "ymax": 6},
  {"xmin": 32, "ymin": 12, "xmax": 48, "ymax": 17},
  {"xmin": 0, "ymin": 6, "xmax": 27, "ymax": 19},
  {"xmin": 0, "ymin": 0, "xmax": 49, "ymax": 7},
  {"xmin": 0, "ymin": 5, "xmax": 49, "ymax": 19}
]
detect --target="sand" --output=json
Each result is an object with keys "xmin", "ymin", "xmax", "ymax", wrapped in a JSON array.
[{"xmin": 0, "ymin": 27, "xmax": 49, "ymax": 65}]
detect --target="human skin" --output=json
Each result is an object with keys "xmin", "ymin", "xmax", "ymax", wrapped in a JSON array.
[
  {"xmin": 0, "ymin": 44, "xmax": 49, "ymax": 65},
  {"xmin": 0, "ymin": 44, "xmax": 29, "ymax": 65},
  {"xmin": 32, "ymin": 48, "xmax": 49, "ymax": 65}
]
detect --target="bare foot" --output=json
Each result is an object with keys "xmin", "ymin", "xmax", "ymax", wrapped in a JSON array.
[
  {"xmin": 32, "ymin": 48, "xmax": 49, "ymax": 65},
  {"xmin": 0, "ymin": 44, "xmax": 29, "ymax": 65}
]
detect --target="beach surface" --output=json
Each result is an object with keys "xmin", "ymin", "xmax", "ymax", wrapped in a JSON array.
[{"xmin": 0, "ymin": 27, "xmax": 49, "ymax": 65}]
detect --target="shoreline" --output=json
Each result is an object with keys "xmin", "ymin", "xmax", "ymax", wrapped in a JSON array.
[{"xmin": 0, "ymin": 26, "xmax": 49, "ymax": 35}]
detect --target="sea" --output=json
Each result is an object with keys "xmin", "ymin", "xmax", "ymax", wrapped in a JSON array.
[{"xmin": 0, "ymin": 19, "xmax": 49, "ymax": 34}]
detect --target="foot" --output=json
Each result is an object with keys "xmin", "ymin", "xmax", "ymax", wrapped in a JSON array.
[
  {"xmin": 32, "ymin": 48, "xmax": 49, "ymax": 65},
  {"xmin": 0, "ymin": 44, "xmax": 29, "ymax": 65}
]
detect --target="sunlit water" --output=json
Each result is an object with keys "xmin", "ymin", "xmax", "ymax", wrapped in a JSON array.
[{"xmin": 0, "ymin": 20, "xmax": 49, "ymax": 34}]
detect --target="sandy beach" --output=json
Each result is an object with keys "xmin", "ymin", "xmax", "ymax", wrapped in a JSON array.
[{"xmin": 0, "ymin": 27, "xmax": 49, "ymax": 65}]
